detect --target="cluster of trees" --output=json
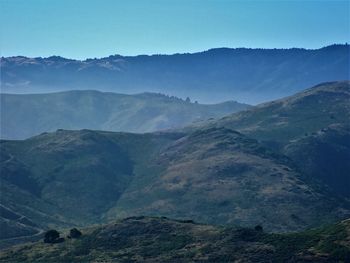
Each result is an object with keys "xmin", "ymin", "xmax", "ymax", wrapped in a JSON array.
[
  {"xmin": 151, "ymin": 92, "xmax": 197, "ymax": 103},
  {"xmin": 44, "ymin": 228, "xmax": 82, "ymax": 244}
]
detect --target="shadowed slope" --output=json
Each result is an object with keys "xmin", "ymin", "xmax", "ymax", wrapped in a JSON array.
[
  {"xmin": 107, "ymin": 127, "xmax": 349, "ymax": 232},
  {"xmin": 1, "ymin": 217, "xmax": 349, "ymax": 262}
]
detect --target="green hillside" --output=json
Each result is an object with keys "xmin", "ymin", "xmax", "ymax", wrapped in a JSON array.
[
  {"xmin": 0, "ymin": 130, "xmax": 182, "ymax": 243},
  {"xmin": 211, "ymin": 81, "xmax": 350, "ymax": 147},
  {"xmin": 208, "ymin": 81, "xmax": 350, "ymax": 197},
  {"xmin": 1, "ymin": 128, "xmax": 348, "ymax": 246},
  {"xmin": 107, "ymin": 127, "xmax": 348, "ymax": 232},
  {"xmin": 0, "ymin": 91, "xmax": 249, "ymax": 140},
  {"xmin": 1, "ymin": 81, "xmax": 350, "ymax": 250},
  {"xmin": 1, "ymin": 216, "xmax": 349, "ymax": 262},
  {"xmin": 284, "ymin": 124, "xmax": 350, "ymax": 197}
]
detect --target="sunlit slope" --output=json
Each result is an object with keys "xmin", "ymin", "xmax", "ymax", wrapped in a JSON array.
[{"xmin": 212, "ymin": 81, "xmax": 350, "ymax": 145}]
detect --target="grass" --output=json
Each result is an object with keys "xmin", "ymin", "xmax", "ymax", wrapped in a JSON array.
[{"xmin": 2, "ymin": 217, "xmax": 349, "ymax": 262}]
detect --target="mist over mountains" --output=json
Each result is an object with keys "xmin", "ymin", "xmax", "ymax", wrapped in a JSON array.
[
  {"xmin": 1, "ymin": 81, "xmax": 350, "ymax": 252},
  {"xmin": 0, "ymin": 91, "xmax": 249, "ymax": 140},
  {"xmin": 1, "ymin": 44, "xmax": 350, "ymax": 261},
  {"xmin": 2, "ymin": 0, "xmax": 350, "ymax": 258},
  {"xmin": 1, "ymin": 44, "xmax": 349, "ymax": 104}
]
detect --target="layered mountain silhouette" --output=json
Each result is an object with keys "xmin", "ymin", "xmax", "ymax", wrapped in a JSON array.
[
  {"xmin": 1, "ymin": 44, "xmax": 349, "ymax": 104},
  {"xmin": 1, "ymin": 81, "xmax": 349, "ymax": 249},
  {"xmin": 0, "ymin": 91, "xmax": 249, "ymax": 140}
]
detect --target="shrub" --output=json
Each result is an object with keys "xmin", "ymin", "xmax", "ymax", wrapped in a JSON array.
[
  {"xmin": 69, "ymin": 228, "xmax": 82, "ymax": 239},
  {"xmin": 44, "ymin": 229, "xmax": 60, "ymax": 243}
]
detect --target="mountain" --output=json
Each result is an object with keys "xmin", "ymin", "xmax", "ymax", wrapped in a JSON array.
[
  {"xmin": 106, "ymin": 127, "xmax": 348, "ymax": 232},
  {"xmin": 210, "ymin": 81, "xmax": 350, "ymax": 145},
  {"xmin": 1, "ymin": 81, "xmax": 350, "ymax": 248},
  {"xmin": 204, "ymin": 81, "xmax": 350, "ymax": 198},
  {"xmin": 0, "ymin": 91, "xmax": 249, "ymax": 140},
  {"xmin": 0, "ymin": 129, "xmax": 182, "ymax": 244},
  {"xmin": 283, "ymin": 124, "xmax": 350, "ymax": 198},
  {"xmin": 1, "ymin": 128, "xmax": 348, "ymax": 246},
  {"xmin": 1, "ymin": 44, "xmax": 349, "ymax": 104},
  {"xmin": 1, "ymin": 216, "xmax": 349, "ymax": 262}
]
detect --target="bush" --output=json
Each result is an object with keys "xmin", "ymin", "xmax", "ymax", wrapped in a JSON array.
[
  {"xmin": 69, "ymin": 228, "xmax": 82, "ymax": 239},
  {"xmin": 44, "ymin": 230, "xmax": 60, "ymax": 243}
]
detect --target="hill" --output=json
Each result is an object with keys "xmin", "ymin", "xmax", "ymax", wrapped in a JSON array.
[
  {"xmin": 106, "ymin": 127, "xmax": 348, "ymax": 232},
  {"xmin": 1, "ymin": 128, "xmax": 349, "ymax": 246},
  {"xmin": 1, "ymin": 216, "xmax": 349, "ymax": 262},
  {"xmin": 1, "ymin": 81, "xmax": 350, "ymax": 247},
  {"xmin": 208, "ymin": 81, "xmax": 350, "ymax": 197},
  {"xmin": 1, "ymin": 44, "xmax": 349, "ymax": 104},
  {"xmin": 0, "ymin": 129, "xmax": 182, "ymax": 243},
  {"xmin": 211, "ymin": 81, "xmax": 350, "ymax": 145},
  {"xmin": 284, "ymin": 124, "xmax": 350, "ymax": 198},
  {"xmin": 0, "ymin": 90, "xmax": 249, "ymax": 140}
]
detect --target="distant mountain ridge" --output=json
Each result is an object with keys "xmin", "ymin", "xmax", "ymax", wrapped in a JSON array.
[
  {"xmin": 0, "ymin": 90, "xmax": 249, "ymax": 140},
  {"xmin": 1, "ymin": 44, "xmax": 349, "ymax": 104}
]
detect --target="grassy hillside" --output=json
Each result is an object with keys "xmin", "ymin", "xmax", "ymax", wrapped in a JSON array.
[
  {"xmin": 207, "ymin": 81, "xmax": 350, "ymax": 197},
  {"xmin": 107, "ymin": 127, "xmax": 348, "ymax": 232},
  {"xmin": 284, "ymin": 124, "xmax": 350, "ymax": 198},
  {"xmin": 0, "ymin": 130, "xmax": 183, "ymax": 242},
  {"xmin": 1, "ymin": 127, "xmax": 348, "ymax": 246},
  {"xmin": 1, "ymin": 216, "xmax": 349, "ymax": 262},
  {"xmin": 0, "ymin": 90, "xmax": 249, "ymax": 140},
  {"xmin": 1, "ymin": 81, "xmax": 350, "ymax": 248},
  {"xmin": 211, "ymin": 81, "xmax": 350, "ymax": 146}
]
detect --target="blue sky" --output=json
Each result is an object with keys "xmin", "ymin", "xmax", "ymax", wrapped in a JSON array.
[{"xmin": 1, "ymin": 0, "xmax": 349, "ymax": 59}]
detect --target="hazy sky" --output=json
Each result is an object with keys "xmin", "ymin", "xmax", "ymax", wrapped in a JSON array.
[{"xmin": 1, "ymin": 0, "xmax": 349, "ymax": 59}]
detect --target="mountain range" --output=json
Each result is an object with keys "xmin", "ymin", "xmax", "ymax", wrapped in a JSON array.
[
  {"xmin": 1, "ymin": 44, "xmax": 349, "ymax": 104},
  {"xmin": 1, "ymin": 81, "xmax": 349, "ymax": 252},
  {"xmin": 0, "ymin": 91, "xmax": 249, "ymax": 140}
]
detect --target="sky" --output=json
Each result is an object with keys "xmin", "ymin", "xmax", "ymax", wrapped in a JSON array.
[{"xmin": 1, "ymin": 0, "xmax": 349, "ymax": 59}]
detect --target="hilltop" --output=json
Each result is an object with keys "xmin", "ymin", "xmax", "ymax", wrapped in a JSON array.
[
  {"xmin": 211, "ymin": 81, "xmax": 350, "ymax": 144},
  {"xmin": 1, "ymin": 216, "xmax": 349, "ymax": 262},
  {"xmin": 206, "ymin": 81, "xmax": 350, "ymax": 197}
]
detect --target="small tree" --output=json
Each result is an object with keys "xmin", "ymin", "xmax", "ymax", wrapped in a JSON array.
[
  {"xmin": 69, "ymin": 228, "xmax": 82, "ymax": 239},
  {"xmin": 185, "ymin": 97, "xmax": 191, "ymax": 103},
  {"xmin": 44, "ymin": 229, "xmax": 60, "ymax": 243}
]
